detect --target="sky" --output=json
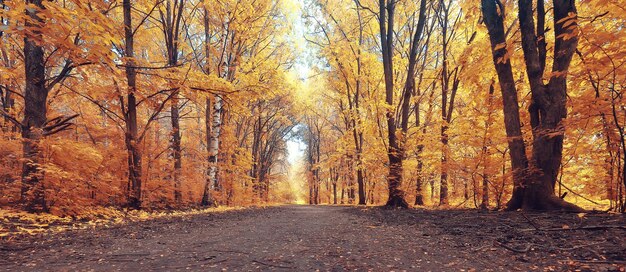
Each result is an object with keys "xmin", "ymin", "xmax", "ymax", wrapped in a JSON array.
[{"xmin": 284, "ymin": 0, "xmax": 313, "ymax": 169}]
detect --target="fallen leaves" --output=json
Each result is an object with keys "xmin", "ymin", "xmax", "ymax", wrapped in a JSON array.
[{"xmin": 0, "ymin": 206, "xmax": 251, "ymax": 239}]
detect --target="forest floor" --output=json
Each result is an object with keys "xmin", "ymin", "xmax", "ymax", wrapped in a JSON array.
[{"xmin": 0, "ymin": 205, "xmax": 625, "ymax": 271}]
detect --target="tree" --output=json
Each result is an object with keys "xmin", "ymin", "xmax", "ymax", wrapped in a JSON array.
[
  {"xmin": 20, "ymin": 0, "xmax": 48, "ymax": 212},
  {"xmin": 434, "ymin": 0, "xmax": 463, "ymax": 206},
  {"xmin": 19, "ymin": 0, "xmax": 82, "ymax": 212},
  {"xmin": 479, "ymin": 82, "xmax": 496, "ymax": 209},
  {"xmin": 374, "ymin": 0, "xmax": 428, "ymax": 208},
  {"xmin": 117, "ymin": 0, "xmax": 179, "ymax": 209},
  {"xmin": 481, "ymin": 0, "xmax": 583, "ymax": 211},
  {"xmin": 122, "ymin": 0, "xmax": 142, "ymax": 209},
  {"xmin": 157, "ymin": 0, "xmax": 186, "ymax": 203}
]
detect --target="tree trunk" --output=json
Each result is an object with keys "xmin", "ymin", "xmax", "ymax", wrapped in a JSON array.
[
  {"xmin": 340, "ymin": 185, "xmax": 345, "ymax": 204},
  {"xmin": 613, "ymin": 86, "xmax": 626, "ymax": 212},
  {"xmin": 414, "ymin": 95, "xmax": 425, "ymax": 206},
  {"xmin": 201, "ymin": 97, "xmax": 216, "ymax": 206},
  {"xmin": 354, "ymin": 7, "xmax": 366, "ymax": 205},
  {"xmin": 620, "ymin": 151, "xmax": 626, "ymax": 212},
  {"xmin": 378, "ymin": 0, "xmax": 408, "ymax": 208},
  {"xmin": 369, "ymin": 178, "xmax": 376, "ymax": 204},
  {"xmin": 481, "ymin": 0, "xmax": 530, "ymax": 210},
  {"xmin": 123, "ymin": 0, "xmax": 142, "ymax": 210},
  {"xmin": 438, "ymin": 0, "xmax": 450, "ymax": 206},
  {"xmin": 436, "ymin": 0, "xmax": 460, "ymax": 206},
  {"xmin": 124, "ymin": 97, "xmax": 142, "ymax": 210},
  {"xmin": 200, "ymin": 7, "xmax": 216, "ymax": 207},
  {"xmin": 480, "ymin": 82, "xmax": 495, "ymax": 210},
  {"xmin": 309, "ymin": 181, "xmax": 313, "ymax": 205},
  {"xmin": 440, "ymin": 124, "xmax": 449, "ymax": 205},
  {"xmin": 414, "ymin": 80, "xmax": 435, "ymax": 207},
  {"xmin": 1, "ymin": 85, "xmax": 16, "ymax": 133},
  {"xmin": 170, "ymin": 93, "xmax": 182, "ymax": 203},
  {"xmin": 208, "ymin": 94, "xmax": 222, "ymax": 193},
  {"xmin": 482, "ymin": 0, "xmax": 583, "ymax": 211},
  {"xmin": 333, "ymin": 175, "xmax": 337, "ymax": 205},
  {"xmin": 415, "ymin": 155, "xmax": 424, "ymax": 206},
  {"xmin": 21, "ymin": 0, "xmax": 47, "ymax": 212},
  {"xmin": 159, "ymin": 0, "xmax": 185, "ymax": 204},
  {"xmin": 356, "ymin": 160, "xmax": 366, "ymax": 205}
]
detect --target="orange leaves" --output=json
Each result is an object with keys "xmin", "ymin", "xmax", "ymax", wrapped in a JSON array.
[
  {"xmin": 556, "ymin": 12, "xmax": 579, "ymax": 41},
  {"xmin": 494, "ymin": 42, "xmax": 507, "ymax": 51},
  {"xmin": 0, "ymin": 0, "xmax": 623, "ymax": 214},
  {"xmin": 547, "ymin": 71, "xmax": 568, "ymax": 79},
  {"xmin": 556, "ymin": 12, "xmax": 578, "ymax": 26},
  {"xmin": 494, "ymin": 42, "xmax": 512, "ymax": 64}
]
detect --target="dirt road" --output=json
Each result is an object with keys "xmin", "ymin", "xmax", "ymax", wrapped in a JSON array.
[{"xmin": 1, "ymin": 205, "xmax": 624, "ymax": 271}]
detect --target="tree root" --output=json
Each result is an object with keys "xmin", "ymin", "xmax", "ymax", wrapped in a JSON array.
[
  {"xmin": 506, "ymin": 194, "xmax": 585, "ymax": 212},
  {"xmin": 494, "ymin": 241, "xmax": 531, "ymax": 253},
  {"xmin": 385, "ymin": 196, "xmax": 409, "ymax": 208}
]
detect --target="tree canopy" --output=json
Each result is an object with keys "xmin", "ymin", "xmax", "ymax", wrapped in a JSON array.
[{"xmin": 0, "ymin": 0, "xmax": 624, "ymax": 215}]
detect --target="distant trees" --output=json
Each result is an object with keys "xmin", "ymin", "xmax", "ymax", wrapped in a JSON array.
[
  {"xmin": 250, "ymin": 96, "xmax": 297, "ymax": 201},
  {"xmin": 305, "ymin": 116, "xmax": 322, "ymax": 205}
]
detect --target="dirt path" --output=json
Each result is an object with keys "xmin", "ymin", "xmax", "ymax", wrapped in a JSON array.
[{"xmin": 1, "ymin": 205, "xmax": 624, "ymax": 271}]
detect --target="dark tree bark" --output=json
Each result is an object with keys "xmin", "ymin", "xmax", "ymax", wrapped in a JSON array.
[
  {"xmin": 123, "ymin": 0, "xmax": 142, "ymax": 210},
  {"xmin": 377, "ymin": 0, "xmax": 406, "ymax": 208},
  {"xmin": 170, "ymin": 93, "xmax": 182, "ymax": 203},
  {"xmin": 0, "ymin": 86, "xmax": 15, "ymax": 133},
  {"xmin": 0, "ymin": 48, "xmax": 16, "ymax": 134},
  {"xmin": 200, "ymin": 7, "xmax": 216, "ymax": 207},
  {"xmin": 377, "ymin": 0, "xmax": 427, "ymax": 208},
  {"xmin": 482, "ymin": 0, "xmax": 530, "ymax": 210},
  {"xmin": 353, "ymin": 3, "xmax": 367, "ymax": 205},
  {"xmin": 609, "ymin": 67, "xmax": 626, "ymax": 212},
  {"xmin": 414, "ymin": 83, "xmax": 435, "ymax": 206},
  {"xmin": 480, "ymin": 82, "xmax": 496, "ymax": 210},
  {"xmin": 158, "ymin": 0, "xmax": 185, "ymax": 203},
  {"xmin": 435, "ymin": 0, "xmax": 461, "ymax": 206},
  {"xmin": 21, "ymin": 0, "xmax": 47, "ymax": 212},
  {"xmin": 413, "ymin": 53, "xmax": 436, "ymax": 206},
  {"xmin": 414, "ymin": 146, "xmax": 425, "ymax": 205},
  {"xmin": 331, "ymin": 167, "xmax": 338, "ymax": 204},
  {"xmin": 404, "ymin": 0, "xmax": 428, "ymax": 207},
  {"xmin": 482, "ymin": 0, "xmax": 583, "ymax": 211}
]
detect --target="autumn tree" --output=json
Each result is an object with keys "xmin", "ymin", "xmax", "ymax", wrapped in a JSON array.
[
  {"xmin": 366, "ymin": 0, "xmax": 428, "ymax": 208},
  {"xmin": 435, "ymin": 0, "xmax": 463, "ymax": 206},
  {"xmin": 157, "ymin": 0, "xmax": 186, "ymax": 203},
  {"xmin": 7, "ymin": 0, "xmax": 105, "ymax": 211},
  {"xmin": 482, "ymin": 0, "xmax": 584, "ymax": 211}
]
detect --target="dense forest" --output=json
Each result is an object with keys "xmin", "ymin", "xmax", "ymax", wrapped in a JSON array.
[{"xmin": 0, "ymin": 0, "xmax": 624, "ymax": 216}]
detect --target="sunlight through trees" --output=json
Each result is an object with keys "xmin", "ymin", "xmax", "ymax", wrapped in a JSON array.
[{"xmin": 0, "ymin": 0, "xmax": 624, "ymax": 215}]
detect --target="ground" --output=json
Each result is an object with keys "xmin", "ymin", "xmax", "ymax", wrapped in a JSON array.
[{"xmin": 0, "ymin": 205, "xmax": 625, "ymax": 271}]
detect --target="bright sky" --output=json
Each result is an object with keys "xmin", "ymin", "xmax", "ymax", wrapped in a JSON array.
[
  {"xmin": 286, "ymin": 137, "xmax": 305, "ymax": 165},
  {"xmin": 284, "ymin": 0, "xmax": 312, "ymax": 168}
]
